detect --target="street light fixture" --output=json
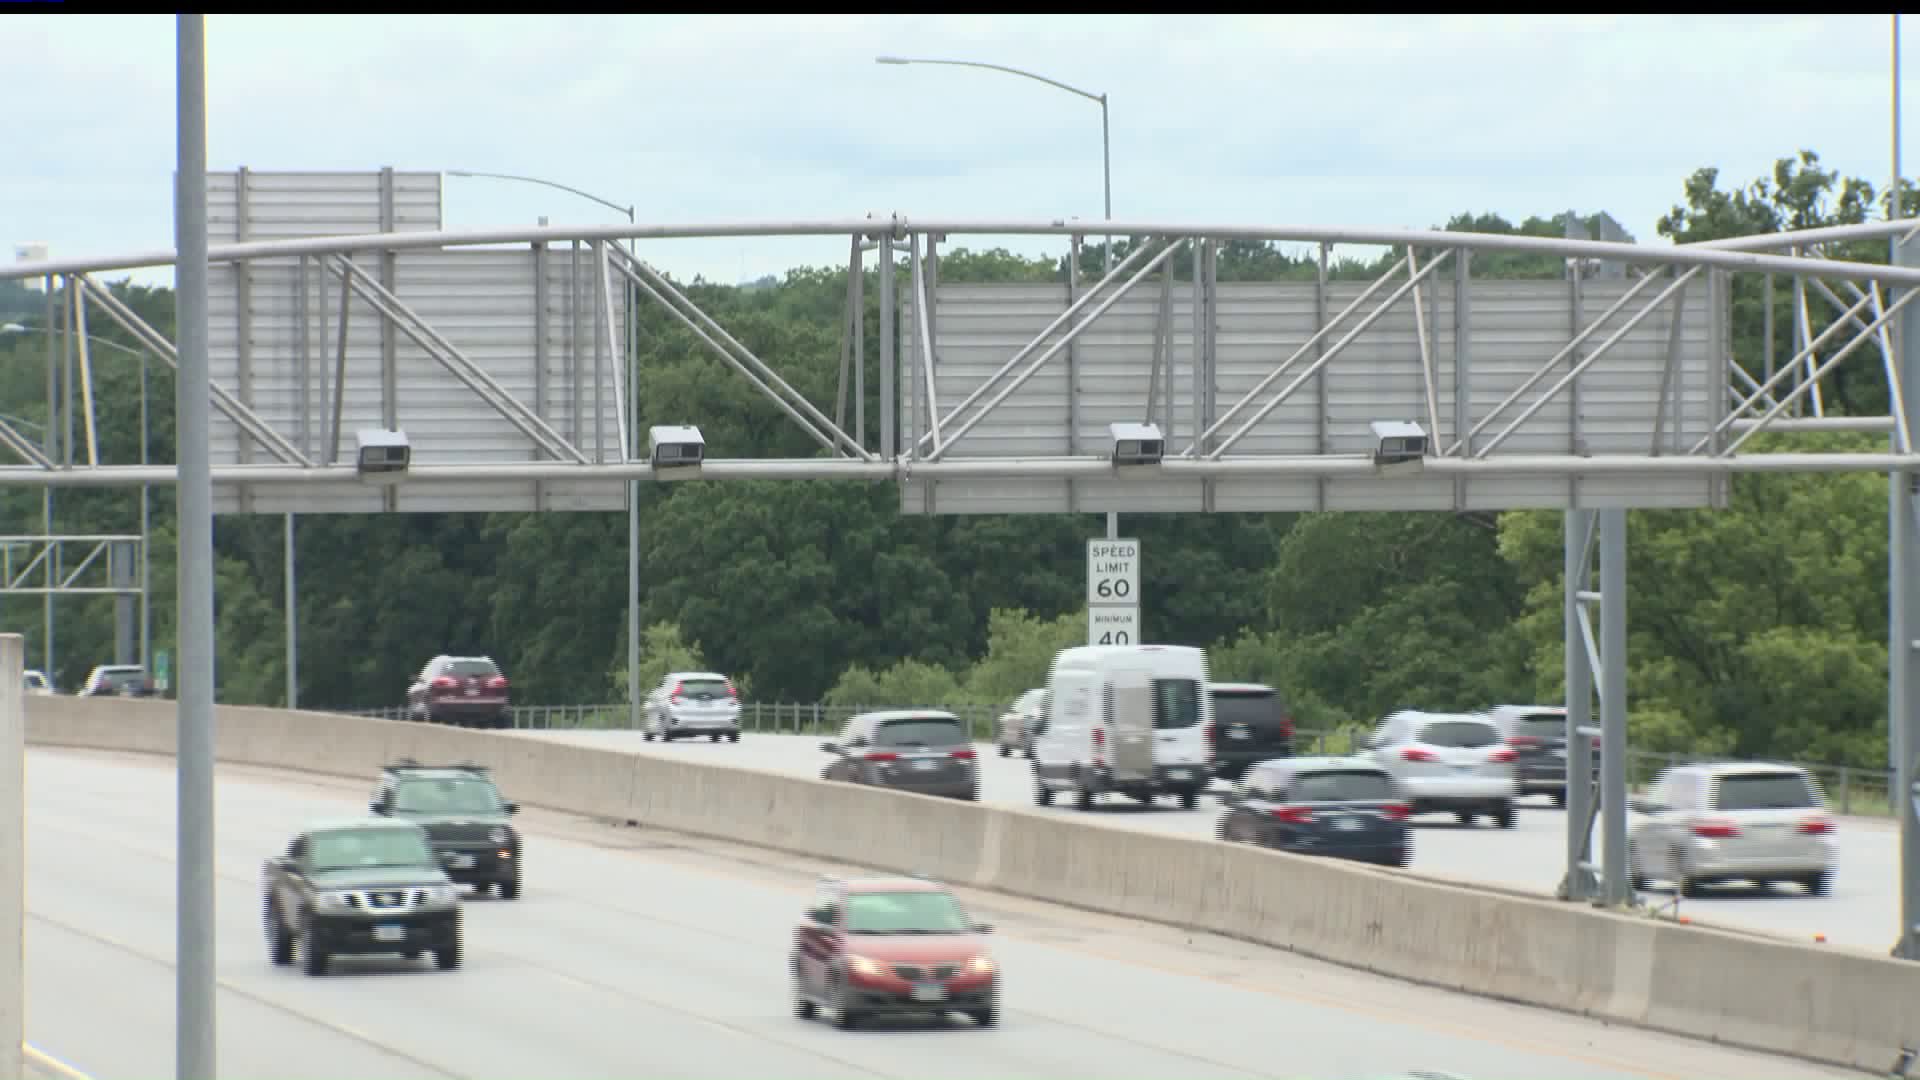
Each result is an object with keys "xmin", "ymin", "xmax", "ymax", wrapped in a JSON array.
[{"xmin": 444, "ymin": 168, "xmax": 646, "ymax": 733}]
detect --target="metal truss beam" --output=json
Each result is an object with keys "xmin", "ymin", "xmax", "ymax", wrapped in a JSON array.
[
  {"xmin": 0, "ymin": 420, "xmax": 50, "ymax": 469},
  {"xmin": 322, "ymin": 255, "xmax": 589, "ymax": 464},
  {"xmin": 74, "ymin": 275, "xmax": 314, "ymax": 467},
  {"xmin": 0, "ymin": 535, "xmax": 144, "ymax": 596}
]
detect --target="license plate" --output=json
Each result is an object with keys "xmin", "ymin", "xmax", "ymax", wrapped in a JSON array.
[
  {"xmin": 449, "ymin": 854, "xmax": 475, "ymax": 869},
  {"xmin": 1167, "ymin": 769, "xmax": 1190, "ymax": 780},
  {"xmin": 373, "ymin": 925, "xmax": 406, "ymax": 943},
  {"xmin": 1334, "ymin": 817, "xmax": 1362, "ymax": 831},
  {"xmin": 911, "ymin": 759, "xmax": 940, "ymax": 771},
  {"xmin": 465, "ymin": 687, "xmax": 478, "ymax": 696},
  {"xmin": 1552, "ymin": 749, "xmax": 1567, "ymax": 759},
  {"xmin": 1228, "ymin": 728, "xmax": 1250, "ymax": 739},
  {"xmin": 911, "ymin": 983, "xmax": 947, "ymax": 1003}
]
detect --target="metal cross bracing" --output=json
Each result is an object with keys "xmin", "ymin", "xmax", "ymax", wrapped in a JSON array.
[{"xmin": 0, "ymin": 535, "xmax": 143, "ymax": 596}]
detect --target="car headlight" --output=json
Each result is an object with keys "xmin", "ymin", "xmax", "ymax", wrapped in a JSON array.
[
  {"xmin": 489, "ymin": 827, "xmax": 510, "ymax": 845},
  {"xmin": 426, "ymin": 884, "xmax": 461, "ymax": 905},
  {"xmin": 313, "ymin": 889, "xmax": 356, "ymax": 912},
  {"xmin": 968, "ymin": 955, "xmax": 995, "ymax": 975},
  {"xmin": 846, "ymin": 955, "xmax": 884, "ymax": 978}
]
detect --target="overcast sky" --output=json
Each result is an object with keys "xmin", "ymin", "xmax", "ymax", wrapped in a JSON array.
[{"xmin": 1, "ymin": 14, "xmax": 1911, "ymax": 287}]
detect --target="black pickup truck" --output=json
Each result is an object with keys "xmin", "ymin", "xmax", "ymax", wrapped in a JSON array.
[{"xmin": 262, "ymin": 817, "xmax": 465, "ymax": 976}]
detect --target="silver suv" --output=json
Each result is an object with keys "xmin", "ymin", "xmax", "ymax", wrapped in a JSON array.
[
  {"xmin": 1360, "ymin": 710, "xmax": 1518, "ymax": 827},
  {"xmin": 1628, "ymin": 762, "xmax": 1837, "ymax": 897},
  {"xmin": 642, "ymin": 671, "xmax": 743, "ymax": 743}
]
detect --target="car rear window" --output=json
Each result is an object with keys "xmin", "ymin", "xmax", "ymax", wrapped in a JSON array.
[
  {"xmin": 676, "ymin": 678, "xmax": 730, "ymax": 700},
  {"xmin": 873, "ymin": 718, "xmax": 966, "ymax": 747},
  {"xmin": 445, "ymin": 660, "xmax": 499, "ymax": 677},
  {"xmin": 1418, "ymin": 720, "xmax": 1498, "ymax": 748},
  {"xmin": 1153, "ymin": 679, "xmax": 1202, "ymax": 730},
  {"xmin": 1212, "ymin": 690, "xmax": 1287, "ymax": 730},
  {"xmin": 1714, "ymin": 772, "xmax": 1818, "ymax": 811},
  {"xmin": 1513, "ymin": 714, "xmax": 1566, "ymax": 740},
  {"xmin": 1290, "ymin": 770, "xmax": 1395, "ymax": 803}
]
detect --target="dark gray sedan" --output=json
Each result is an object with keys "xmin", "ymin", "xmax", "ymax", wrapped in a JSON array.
[{"xmin": 820, "ymin": 710, "xmax": 980, "ymax": 801}]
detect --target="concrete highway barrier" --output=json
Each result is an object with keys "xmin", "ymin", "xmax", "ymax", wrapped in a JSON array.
[{"xmin": 26, "ymin": 695, "xmax": 1920, "ymax": 1072}]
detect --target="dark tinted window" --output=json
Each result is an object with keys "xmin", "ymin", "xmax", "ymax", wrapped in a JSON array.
[
  {"xmin": 445, "ymin": 659, "xmax": 499, "ymax": 677},
  {"xmin": 1290, "ymin": 770, "xmax": 1396, "ymax": 803},
  {"xmin": 873, "ymin": 718, "xmax": 967, "ymax": 747},
  {"xmin": 1153, "ymin": 679, "xmax": 1201, "ymax": 730},
  {"xmin": 1513, "ymin": 714, "xmax": 1566, "ymax": 740},
  {"xmin": 1417, "ymin": 720, "xmax": 1498, "ymax": 748},
  {"xmin": 674, "ymin": 678, "xmax": 730, "ymax": 700},
  {"xmin": 1714, "ymin": 773, "xmax": 1817, "ymax": 810},
  {"xmin": 1213, "ymin": 691, "xmax": 1286, "ymax": 729}
]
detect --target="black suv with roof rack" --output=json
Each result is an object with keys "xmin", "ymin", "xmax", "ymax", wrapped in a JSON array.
[{"xmin": 369, "ymin": 760, "xmax": 523, "ymax": 899}]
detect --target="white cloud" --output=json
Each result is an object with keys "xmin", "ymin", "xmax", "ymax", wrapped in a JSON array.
[{"xmin": 0, "ymin": 13, "xmax": 1912, "ymax": 287}]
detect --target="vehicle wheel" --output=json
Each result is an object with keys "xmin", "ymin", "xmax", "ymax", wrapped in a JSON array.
[
  {"xmin": 1494, "ymin": 800, "xmax": 1516, "ymax": 829},
  {"xmin": 1394, "ymin": 846, "xmax": 1410, "ymax": 868},
  {"xmin": 833, "ymin": 975, "xmax": 860, "ymax": 1030},
  {"xmin": 1178, "ymin": 788, "xmax": 1198, "ymax": 811},
  {"xmin": 999, "ymin": 743, "xmax": 1011, "ymax": 757},
  {"xmin": 971, "ymin": 1003, "xmax": 999, "ymax": 1028},
  {"xmin": 1073, "ymin": 775, "xmax": 1094, "ymax": 812},
  {"xmin": 499, "ymin": 868, "xmax": 521, "ymax": 900},
  {"xmin": 728, "ymin": 731, "xmax": 740, "ymax": 743},
  {"xmin": 1807, "ymin": 870, "xmax": 1832, "ymax": 897},
  {"xmin": 265, "ymin": 898, "xmax": 293, "ymax": 966},
  {"xmin": 710, "ymin": 733, "xmax": 721, "ymax": 742},
  {"xmin": 435, "ymin": 922, "xmax": 463, "ymax": 970},
  {"xmin": 643, "ymin": 730, "xmax": 655, "ymax": 741},
  {"xmin": 297, "ymin": 917, "xmax": 328, "ymax": 976},
  {"xmin": 1032, "ymin": 773, "xmax": 1053, "ymax": 807},
  {"xmin": 1456, "ymin": 809, "xmax": 1475, "ymax": 826},
  {"xmin": 1551, "ymin": 789, "xmax": 1567, "ymax": 808}
]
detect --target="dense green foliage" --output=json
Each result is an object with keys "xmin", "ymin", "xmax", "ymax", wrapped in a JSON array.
[{"xmin": 0, "ymin": 151, "xmax": 1902, "ymax": 769}]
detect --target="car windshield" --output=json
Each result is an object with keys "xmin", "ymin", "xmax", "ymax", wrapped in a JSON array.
[
  {"xmin": 392, "ymin": 777, "xmax": 502, "ymax": 815},
  {"xmin": 1153, "ymin": 678, "xmax": 1201, "ymax": 730},
  {"xmin": 309, "ymin": 827, "xmax": 434, "ymax": 871},
  {"xmin": 842, "ymin": 890, "xmax": 972, "ymax": 935},
  {"xmin": 1418, "ymin": 720, "xmax": 1498, "ymax": 748},
  {"xmin": 676, "ymin": 678, "xmax": 730, "ymax": 700},
  {"xmin": 1291, "ymin": 770, "xmax": 1396, "ymax": 802},
  {"xmin": 1715, "ymin": 773, "xmax": 1818, "ymax": 811},
  {"xmin": 873, "ymin": 719, "xmax": 966, "ymax": 747},
  {"xmin": 445, "ymin": 660, "xmax": 498, "ymax": 677}
]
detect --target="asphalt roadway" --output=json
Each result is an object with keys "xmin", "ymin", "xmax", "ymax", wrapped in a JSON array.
[
  {"xmin": 511, "ymin": 729, "xmax": 1901, "ymax": 954},
  {"xmin": 24, "ymin": 746, "xmax": 1859, "ymax": 1080}
]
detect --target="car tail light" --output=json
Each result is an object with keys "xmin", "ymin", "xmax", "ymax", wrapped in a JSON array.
[
  {"xmin": 727, "ymin": 683, "xmax": 738, "ymax": 699},
  {"xmin": 1280, "ymin": 715, "xmax": 1295, "ymax": 739},
  {"xmin": 1204, "ymin": 722, "xmax": 1216, "ymax": 747},
  {"xmin": 1693, "ymin": 818, "xmax": 1740, "ymax": 839},
  {"xmin": 486, "ymin": 676, "xmax": 508, "ymax": 690},
  {"xmin": 1591, "ymin": 736, "xmax": 1601, "ymax": 750},
  {"xmin": 1270, "ymin": 805, "xmax": 1315, "ymax": 824},
  {"xmin": 950, "ymin": 748, "xmax": 976, "ymax": 760},
  {"xmin": 1381, "ymin": 803, "xmax": 1411, "ymax": 821},
  {"xmin": 1092, "ymin": 727, "xmax": 1106, "ymax": 764},
  {"xmin": 865, "ymin": 751, "xmax": 899, "ymax": 763},
  {"xmin": 1402, "ymin": 747, "xmax": 1436, "ymax": 762},
  {"xmin": 1508, "ymin": 735, "xmax": 1541, "ymax": 749},
  {"xmin": 430, "ymin": 676, "xmax": 457, "ymax": 690},
  {"xmin": 1487, "ymin": 747, "xmax": 1517, "ymax": 763},
  {"xmin": 669, "ymin": 681, "xmax": 683, "ymax": 702},
  {"xmin": 1799, "ymin": 816, "xmax": 1834, "ymax": 835}
]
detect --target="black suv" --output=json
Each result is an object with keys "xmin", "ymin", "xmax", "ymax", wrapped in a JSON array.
[
  {"xmin": 262, "ymin": 817, "xmax": 463, "ymax": 975},
  {"xmin": 1207, "ymin": 682, "xmax": 1296, "ymax": 783},
  {"xmin": 369, "ymin": 760, "xmax": 523, "ymax": 899}
]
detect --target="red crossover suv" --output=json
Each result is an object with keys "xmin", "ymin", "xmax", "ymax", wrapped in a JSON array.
[{"xmin": 791, "ymin": 875, "xmax": 1000, "ymax": 1030}]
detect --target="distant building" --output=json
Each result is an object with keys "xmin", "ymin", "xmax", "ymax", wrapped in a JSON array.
[{"xmin": 1562, "ymin": 212, "xmax": 1634, "ymax": 279}]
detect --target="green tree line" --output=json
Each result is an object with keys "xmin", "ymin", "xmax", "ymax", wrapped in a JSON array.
[{"xmin": 0, "ymin": 151, "xmax": 1903, "ymax": 770}]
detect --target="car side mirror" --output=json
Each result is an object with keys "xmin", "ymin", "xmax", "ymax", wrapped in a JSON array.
[
  {"xmin": 368, "ymin": 798, "xmax": 387, "ymax": 815},
  {"xmin": 1630, "ymin": 797, "xmax": 1665, "ymax": 815},
  {"xmin": 974, "ymin": 922, "xmax": 994, "ymax": 934},
  {"xmin": 820, "ymin": 741, "xmax": 838, "ymax": 754},
  {"xmin": 503, "ymin": 801, "xmax": 520, "ymax": 815}
]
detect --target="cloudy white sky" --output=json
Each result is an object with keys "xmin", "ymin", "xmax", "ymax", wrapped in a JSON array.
[{"xmin": 1, "ymin": 13, "xmax": 1912, "ymax": 287}]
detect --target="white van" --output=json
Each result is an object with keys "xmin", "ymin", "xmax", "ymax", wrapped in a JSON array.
[{"xmin": 1030, "ymin": 644, "xmax": 1214, "ymax": 811}]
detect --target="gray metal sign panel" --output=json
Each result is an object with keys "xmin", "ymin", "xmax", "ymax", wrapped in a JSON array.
[{"xmin": 901, "ymin": 275, "xmax": 1717, "ymax": 515}]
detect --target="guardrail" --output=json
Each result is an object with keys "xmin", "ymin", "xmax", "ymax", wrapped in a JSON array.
[{"xmin": 323, "ymin": 700, "xmax": 1901, "ymax": 820}]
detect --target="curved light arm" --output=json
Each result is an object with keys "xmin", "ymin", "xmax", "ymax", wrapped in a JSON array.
[
  {"xmin": 874, "ymin": 56, "xmax": 1104, "ymax": 105},
  {"xmin": 446, "ymin": 170, "xmax": 635, "ymax": 221}
]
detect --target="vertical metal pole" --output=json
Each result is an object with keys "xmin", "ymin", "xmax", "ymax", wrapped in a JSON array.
[
  {"xmin": 854, "ymin": 239, "xmax": 866, "ymax": 450},
  {"xmin": 41, "ymin": 276, "xmax": 54, "ymax": 679},
  {"xmin": 173, "ymin": 15, "xmax": 217, "ymax": 1079},
  {"xmin": 1598, "ymin": 507, "xmax": 1630, "ymax": 907},
  {"xmin": 879, "ymin": 231, "xmax": 896, "ymax": 460},
  {"xmin": 112, "ymin": 542, "xmax": 135, "ymax": 665},
  {"xmin": 0, "ymin": 634, "xmax": 19, "ymax": 1080},
  {"xmin": 1764, "ymin": 274, "xmax": 1776, "ymax": 390},
  {"xmin": 140, "ymin": 335, "xmax": 151, "ymax": 674},
  {"xmin": 1563, "ymin": 509, "xmax": 1595, "ymax": 902},
  {"xmin": 1893, "ymin": 228, "xmax": 1920, "ymax": 958},
  {"xmin": 1100, "ymin": 95, "xmax": 1112, "ymax": 278},
  {"xmin": 284, "ymin": 513, "xmax": 296, "ymax": 710},
  {"xmin": 627, "ymin": 226, "xmax": 642, "ymax": 730}
]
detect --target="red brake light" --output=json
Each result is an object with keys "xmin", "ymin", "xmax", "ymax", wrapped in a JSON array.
[
  {"xmin": 1508, "ymin": 735, "xmax": 1541, "ymax": 748},
  {"xmin": 1402, "ymin": 747, "xmax": 1436, "ymax": 762},
  {"xmin": 670, "ymin": 681, "xmax": 683, "ymax": 701},
  {"xmin": 1270, "ymin": 805, "xmax": 1315, "ymax": 824},
  {"xmin": 1488, "ymin": 747, "xmax": 1517, "ymax": 763},
  {"xmin": 1693, "ymin": 819, "xmax": 1740, "ymax": 839},
  {"xmin": 727, "ymin": 683, "xmax": 738, "ymax": 699},
  {"xmin": 1280, "ymin": 715, "xmax": 1295, "ymax": 739},
  {"xmin": 1799, "ymin": 816, "xmax": 1833, "ymax": 835},
  {"xmin": 1381, "ymin": 803, "xmax": 1411, "ymax": 821},
  {"xmin": 430, "ymin": 676, "xmax": 456, "ymax": 689},
  {"xmin": 486, "ymin": 676, "xmax": 508, "ymax": 690},
  {"xmin": 950, "ymin": 748, "xmax": 976, "ymax": 760},
  {"xmin": 1592, "ymin": 736, "xmax": 1601, "ymax": 750},
  {"xmin": 1092, "ymin": 727, "xmax": 1106, "ymax": 763},
  {"xmin": 1204, "ymin": 722, "xmax": 1216, "ymax": 746},
  {"xmin": 865, "ymin": 751, "xmax": 899, "ymax": 763}
]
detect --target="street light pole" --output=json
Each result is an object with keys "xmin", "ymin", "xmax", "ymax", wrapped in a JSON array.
[
  {"xmin": 875, "ymin": 54, "xmax": 1118, "ymax": 540},
  {"xmin": 445, "ymin": 170, "xmax": 645, "ymax": 730}
]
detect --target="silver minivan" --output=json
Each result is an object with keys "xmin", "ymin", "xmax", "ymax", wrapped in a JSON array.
[
  {"xmin": 1361, "ymin": 710, "xmax": 1518, "ymax": 827},
  {"xmin": 1628, "ymin": 762, "xmax": 1837, "ymax": 897}
]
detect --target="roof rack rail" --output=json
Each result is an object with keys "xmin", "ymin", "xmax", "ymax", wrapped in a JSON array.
[{"xmin": 380, "ymin": 759, "xmax": 489, "ymax": 773}]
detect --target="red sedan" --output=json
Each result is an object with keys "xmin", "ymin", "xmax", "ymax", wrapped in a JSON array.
[{"xmin": 791, "ymin": 875, "xmax": 1000, "ymax": 1029}]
